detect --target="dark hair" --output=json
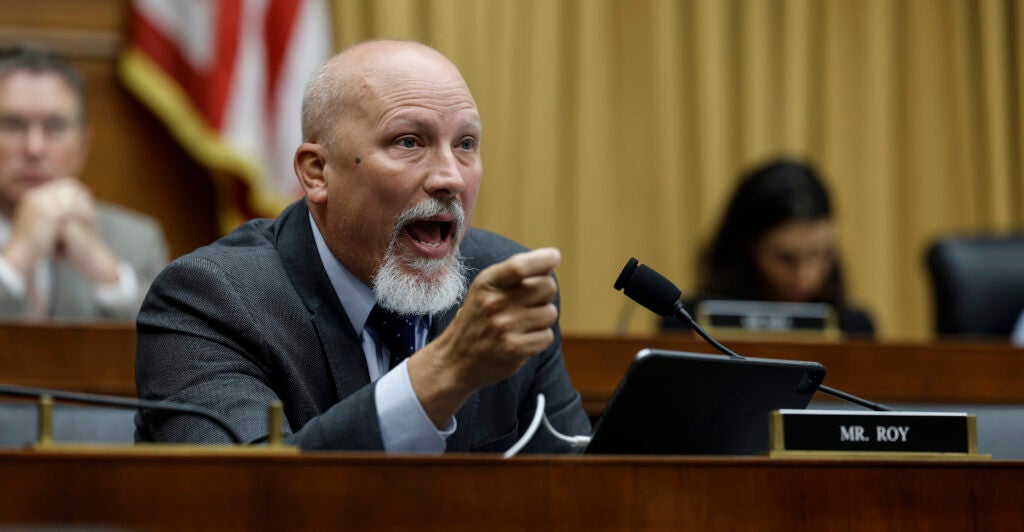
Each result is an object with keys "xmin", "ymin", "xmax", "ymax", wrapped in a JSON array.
[
  {"xmin": 0, "ymin": 46, "xmax": 87, "ymax": 123},
  {"xmin": 699, "ymin": 159, "xmax": 846, "ymax": 305}
]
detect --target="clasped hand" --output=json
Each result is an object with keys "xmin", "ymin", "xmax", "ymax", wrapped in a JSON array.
[{"xmin": 2, "ymin": 178, "xmax": 120, "ymax": 284}]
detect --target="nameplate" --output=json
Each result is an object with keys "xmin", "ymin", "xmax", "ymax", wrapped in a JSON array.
[
  {"xmin": 769, "ymin": 409, "xmax": 984, "ymax": 457},
  {"xmin": 695, "ymin": 300, "xmax": 837, "ymax": 336}
]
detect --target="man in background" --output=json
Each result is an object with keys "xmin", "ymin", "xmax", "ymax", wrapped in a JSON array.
[{"xmin": 0, "ymin": 46, "xmax": 167, "ymax": 319}]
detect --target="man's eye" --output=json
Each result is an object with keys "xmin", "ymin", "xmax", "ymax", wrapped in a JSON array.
[
  {"xmin": 458, "ymin": 137, "xmax": 477, "ymax": 151},
  {"xmin": 396, "ymin": 136, "xmax": 418, "ymax": 148},
  {"xmin": 42, "ymin": 117, "xmax": 71, "ymax": 136},
  {"xmin": 0, "ymin": 116, "xmax": 26, "ymax": 132}
]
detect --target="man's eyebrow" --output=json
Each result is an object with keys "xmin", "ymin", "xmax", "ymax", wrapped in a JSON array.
[
  {"xmin": 459, "ymin": 117, "xmax": 483, "ymax": 133},
  {"xmin": 382, "ymin": 116, "xmax": 431, "ymax": 131},
  {"xmin": 380, "ymin": 115, "xmax": 483, "ymax": 135}
]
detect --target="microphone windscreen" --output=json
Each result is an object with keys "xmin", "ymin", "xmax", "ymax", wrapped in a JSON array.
[
  {"xmin": 614, "ymin": 258, "xmax": 682, "ymax": 317},
  {"xmin": 614, "ymin": 257, "xmax": 639, "ymax": 291}
]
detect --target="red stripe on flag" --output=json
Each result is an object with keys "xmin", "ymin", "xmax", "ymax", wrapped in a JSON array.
[
  {"xmin": 127, "ymin": 2, "xmax": 242, "ymax": 129},
  {"xmin": 263, "ymin": 0, "xmax": 303, "ymax": 113},
  {"xmin": 208, "ymin": 0, "xmax": 243, "ymax": 128}
]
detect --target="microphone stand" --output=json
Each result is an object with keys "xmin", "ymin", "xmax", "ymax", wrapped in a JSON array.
[
  {"xmin": 671, "ymin": 301, "xmax": 893, "ymax": 412},
  {"xmin": 0, "ymin": 383, "xmax": 245, "ymax": 444},
  {"xmin": 614, "ymin": 257, "xmax": 893, "ymax": 412}
]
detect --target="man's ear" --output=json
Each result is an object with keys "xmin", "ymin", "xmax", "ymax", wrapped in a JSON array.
[{"xmin": 294, "ymin": 142, "xmax": 329, "ymax": 204}]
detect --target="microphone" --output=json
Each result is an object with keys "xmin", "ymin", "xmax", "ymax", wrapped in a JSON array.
[
  {"xmin": 614, "ymin": 258, "xmax": 893, "ymax": 412},
  {"xmin": 0, "ymin": 383, "xmax": 244, "ymax": 444}
]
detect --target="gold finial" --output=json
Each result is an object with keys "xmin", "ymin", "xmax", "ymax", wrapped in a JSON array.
[
  {"xmin": 37, "ymin": 395, "xmax": 54, "ymax": 447},
  {"xmin": 268, "ymin": 400, "xmax": 284, "ymax": 447}
]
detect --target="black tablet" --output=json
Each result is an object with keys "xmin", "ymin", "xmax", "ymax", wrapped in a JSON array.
[{"xmin": 584, "ymin": 349, "xmax": 827, "ymax": 455}]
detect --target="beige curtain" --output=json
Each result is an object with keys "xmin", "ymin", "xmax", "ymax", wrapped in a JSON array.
[{"xmin": 329, "ymin": 0, "xmax": 1024, "ymax": 340}]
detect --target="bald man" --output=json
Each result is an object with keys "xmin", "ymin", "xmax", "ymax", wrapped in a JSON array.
[{"xmin": 135, "ymin": 41, "xmax": 591, "ymax": 453}]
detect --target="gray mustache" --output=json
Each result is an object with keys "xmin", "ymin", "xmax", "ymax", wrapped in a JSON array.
[{"xmin": 393, "ymin": 198, "xmax": 465, "ymax": 239}]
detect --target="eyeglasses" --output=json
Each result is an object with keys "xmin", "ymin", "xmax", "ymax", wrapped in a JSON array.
[{"xmin": 0, "ymin": 114, "xmax": 78, "ymax": 143}]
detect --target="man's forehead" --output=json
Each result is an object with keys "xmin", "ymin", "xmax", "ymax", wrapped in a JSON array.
[
  {"xmin": 363, "ymin": 59, "xmax": 468, "ymax": 97},
  {"xmin": 350, "ymin": 72, "xmax": 476, "ymax": 122},
  {"xmin": 323, "ymin": 43, "xmax": 478, "ymax": 132},
  {"xmin": 0, "ymin": 69, "xmax": 75, "ymax": 92},
  {"xmin": 0, "ymin": 70, "xmax": 79, "ymax": 112}
]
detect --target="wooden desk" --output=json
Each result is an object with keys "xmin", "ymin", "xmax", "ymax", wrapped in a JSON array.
[
  {"xmin": 3, "ymin": 325, "xmax": 1023, "ymax": 529},
  {"xmin": 0, "ymin": 321, "xmax": 136, "ymax": 396},
  {"xmin": 0, "ymin": 449, "xmax": 1020, "ymax": 530},
  {"xmin": 3, "ymin": 322, "xmax": 1024, "ymax": 411},
  {"xmin": 563, "ymin": 335, "xmax": 1024, "ymax": 415}
]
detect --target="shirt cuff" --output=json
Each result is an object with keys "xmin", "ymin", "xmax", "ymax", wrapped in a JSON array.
[
  {"xmin": 0, "ymin": 255, "xmax": 27, "ymax": 298},
  {"xmin": 375, "ymin": 358, "xmax": 457, "ymax": 454},
  {"xmin": 92, "ymin": 261, "xmax": 138, "ymax": 309}
]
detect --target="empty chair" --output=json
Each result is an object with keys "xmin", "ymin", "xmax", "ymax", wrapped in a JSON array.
[{"xmin": 926, "ymin": 234, "xmax": 1024, "ymax": 337}]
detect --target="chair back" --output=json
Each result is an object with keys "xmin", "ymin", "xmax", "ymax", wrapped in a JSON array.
[{"xmin": 926, "ymin": 234, "xmax": 1024, "ymax": 336}]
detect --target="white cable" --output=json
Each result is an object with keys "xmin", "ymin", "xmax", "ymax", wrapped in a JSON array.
[
  {"xmin": 503, "ymin": 394, "xmax": 545, "ymax": 458},
  {"xmin": 542, "ymin": 413, "xmax": 592, "ymax": 447},
  {"xmin": 503, "ymin": 394, "xmax": 592, "ymax": 458}
]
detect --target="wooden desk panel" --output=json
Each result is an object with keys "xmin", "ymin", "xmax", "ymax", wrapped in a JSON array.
[
  {"xmin": 562, "ymin": 335, "xmax": 1024, "ymax": 415},
  {"xmin": 0, "ymin": 450, "xmax": 1020, "ymax": 531},
  {"xmin": 0, "ymin": 321, "xmax": 136, "ymax": 396},
  {"xmin": 3, "ymin": 323, "xmax": 1024, "ymax": 409}
]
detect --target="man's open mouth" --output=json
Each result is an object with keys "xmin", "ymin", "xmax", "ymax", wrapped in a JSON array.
[{"xmin": 404, "ymin": 218, "xmax": 454, "ymax": 248}]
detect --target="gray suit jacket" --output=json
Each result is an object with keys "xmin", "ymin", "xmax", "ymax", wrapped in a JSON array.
[
  {"xmin": 135, "ymin": 201, "xmax": 591, "ymax": 453},
  {"xmin": 0, "ymin": 202, "xmax": 168, "ymax": 320}
]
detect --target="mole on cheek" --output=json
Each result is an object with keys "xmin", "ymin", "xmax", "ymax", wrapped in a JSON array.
[{"xmin": 354, "ymin": 157, "xmax": 361, "ymax": 164}]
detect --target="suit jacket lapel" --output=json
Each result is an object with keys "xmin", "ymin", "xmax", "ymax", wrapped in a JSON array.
[
  {"xmin": 428, "ymin": 304, "xmax": 458, "ymax": 340},
  {"xmin": 274, "ymin": 202, "xmax": 370, "ymax": 403}
]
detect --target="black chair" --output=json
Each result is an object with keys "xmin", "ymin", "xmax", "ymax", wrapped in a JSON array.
[{"xmin": 926, "ymin": 234, "xmax": 1024, "ymax": 336}]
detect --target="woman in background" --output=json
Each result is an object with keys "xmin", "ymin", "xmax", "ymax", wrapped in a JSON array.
[{"xmin": 664, "ymin": 159, "xmax": 874, "ymax": 336}]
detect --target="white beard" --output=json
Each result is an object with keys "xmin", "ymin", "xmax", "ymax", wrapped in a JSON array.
[{"xmin": 372, "ymin": 198, "xmax": 469, "ymax": 316}]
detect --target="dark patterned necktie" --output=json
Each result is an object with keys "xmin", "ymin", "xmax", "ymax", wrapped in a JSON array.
[{"xmin": 366, "ymin": 305, "xmax": 418, "ymax": 370}]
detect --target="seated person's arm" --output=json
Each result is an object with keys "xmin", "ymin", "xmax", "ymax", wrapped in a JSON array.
[
  {"xmin": 72, "ymin": 211, "xmax": 169, "ymax": 319},
  {"xmin": 136, "ymin": 255, "xmax": 386, "ymax": 449},
  {"xmin": 1, "ymin": 178, "xmax": 166, "ymax": 319}
]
